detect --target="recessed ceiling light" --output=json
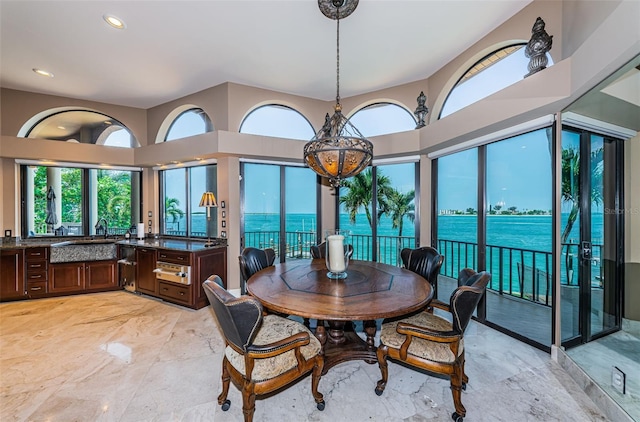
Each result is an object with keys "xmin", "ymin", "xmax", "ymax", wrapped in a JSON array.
[
  {"xmin": 103, "ymin": 14, "xmax": 126, "ymax": 29},
  {"xmin": 33, "ymin": 68, "xmax": 54, "ymax": 78},
  {"xmin": 57, "ymin": 125, "xmax": 66, "ymax": 130}
]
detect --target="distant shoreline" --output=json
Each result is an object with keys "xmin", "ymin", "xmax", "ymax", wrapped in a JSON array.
[{"xmin": 438, "ymin": 214, "xmax": 552, "ymax": 217}]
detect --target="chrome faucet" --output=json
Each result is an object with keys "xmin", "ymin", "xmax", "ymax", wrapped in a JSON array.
[{"xmin": 95, "ymin": 218, "xmax": 109, "ymax": 238}]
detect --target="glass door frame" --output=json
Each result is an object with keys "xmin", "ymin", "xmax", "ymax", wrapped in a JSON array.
[{"xmin": 561, "ymin": 127, "xmax": 624, "ymax": 349}]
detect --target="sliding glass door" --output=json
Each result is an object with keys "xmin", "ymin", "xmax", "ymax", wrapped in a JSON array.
[{"xmin": 561, "ymin": 128, "xmax": 623, "ymax": 346}]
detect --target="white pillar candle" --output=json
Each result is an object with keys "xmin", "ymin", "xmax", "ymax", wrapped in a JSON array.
[
  {"xmin": 137, "ymin": 222, "xmax": 145, "ymax": 240},
  {"xmin": 327, "ymin": 234, "xmax": 346, "ymax": 272}
]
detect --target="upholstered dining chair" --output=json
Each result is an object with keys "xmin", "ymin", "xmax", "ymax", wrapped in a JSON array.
[
  {"xmin": 238, "ymin": 247, "xmax": 275, "ymax": 295},
  {"xmin": 400, "ymin": 246, "xmax": 444, "ymax": 297},
  {"xmin": 310, "ymin": 241, "xmax": 354, "ymax": 259},
  {"xmin": 374, "ymin": 269, "xmax": 491, "ymax": 422},
  {"xmin": 203, "ymin": 276, "xmax": 325, "ymax": 422}
]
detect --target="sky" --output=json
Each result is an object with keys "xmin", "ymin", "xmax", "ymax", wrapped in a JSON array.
[{"xmin": 438, "ymin": 129, "xmax": 552, "ymax": 212}]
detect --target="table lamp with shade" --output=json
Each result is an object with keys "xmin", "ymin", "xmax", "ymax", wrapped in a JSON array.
[{"xmin": 199, "ymin": 192, "xmax": 218, "ymax": 247}]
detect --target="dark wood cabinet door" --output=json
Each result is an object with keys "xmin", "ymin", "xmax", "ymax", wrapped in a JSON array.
[
  {"xmin": 194, "ymin": 247, "xmax": 227, "ymax": 309},
  {"xmin": 1, "ymin": 249, "xmax": 25, "ymax": 300},
  {"xmin": 49, "ymin": 262, "xmax": 84, "ymax": 293},
  {"xmin": 85, "ymin": 260, "xmax": 117, "ymax": 290},
  {"xmin": 136, "ymin": 248, "xmax": 157, "ymax": 295}
]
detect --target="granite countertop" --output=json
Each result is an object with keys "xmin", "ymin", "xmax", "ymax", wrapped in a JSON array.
[
  {"xmin": 116, "ymin": 238, "xmax": 226, "ymax": 252},
  {"xmin": 0, "ymin": 237, "xmax": 227, "ymax": 252}
]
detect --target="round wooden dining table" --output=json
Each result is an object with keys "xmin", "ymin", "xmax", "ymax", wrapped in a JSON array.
[{"xmin": 246, "ymin": 259, "xmax": 433, "ymax": 374}]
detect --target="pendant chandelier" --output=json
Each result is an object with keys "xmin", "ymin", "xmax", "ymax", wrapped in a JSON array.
[{"xmin": 303, "ymin": 0, "xmax": 373, "ymax": 188}]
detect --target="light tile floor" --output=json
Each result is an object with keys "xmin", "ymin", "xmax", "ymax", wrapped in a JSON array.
[
  {"xmin": 1, "ymin": 292, "xmax": 610, "ymax": 421},
  {"xmin": 565, "ymin": 329, "xmax": 639, "ymax": 421}
]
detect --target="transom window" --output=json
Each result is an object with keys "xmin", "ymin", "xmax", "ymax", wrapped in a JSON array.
[
  {"xmin": 165, "ymin": 108, "xmax": 213, "ymax": 141},
  {"xmin": 440, "ymin": 44, "xmax": 554, "ymax": 118},
  {"xmin": 25, "ymin": 110, "xmax": 137, "ymax": 148},
  {"xmin": 347, "ymin": 103, "xmax": 416, "ymax": 137},
  {"xmin": 240, "ymin": 105, "xmax": 315, "ymax": 140}
]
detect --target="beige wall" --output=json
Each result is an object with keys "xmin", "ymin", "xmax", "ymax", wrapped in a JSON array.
[
  {"xmin": 625, "ymin": 135, "xmax": 640, "ymax": 320},
  {"xmin": 0, "ymin": 0, "xmax": 638, "ymax": 311},
  {"xmin": 216, "ymin": 156, "xmax": 240, "ymax": 289}
]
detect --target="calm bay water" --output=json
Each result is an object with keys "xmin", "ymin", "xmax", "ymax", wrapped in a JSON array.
[
  {"xmin": 182, "ymin": 212, "xmax": 603, "ymax": 289},
  {"xmin": 179, "ymin": 212, "xmax": 604, "ymax": 251}
]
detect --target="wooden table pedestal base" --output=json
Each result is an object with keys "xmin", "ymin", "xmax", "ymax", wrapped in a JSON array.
[{"xmin": 315, "ymin": 319, "xmax": 378, "ymax": 375}]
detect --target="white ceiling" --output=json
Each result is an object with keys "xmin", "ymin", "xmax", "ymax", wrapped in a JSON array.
[{"xmin": 0, "ymin": 0, "xmax": 533, "ymax": 109}]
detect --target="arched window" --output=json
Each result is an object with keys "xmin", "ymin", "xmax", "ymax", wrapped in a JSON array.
[
  {"xmin": 165, "ymin": 108, "xmax": 213, "ymax": 141},
  {"xmin": 239, "ymin": 104, "xmax": 315, "ymax": 140},
  {"xmin": 440, "ymin": 44, "xmax": 554, "ymax": 119},
  {"xmin": 24, "ymin": 110, "xmax": 137, "ymax": 148},
  {"xmin": 347, "ymin": 103, "xmax": 415, "ymax": 137}
]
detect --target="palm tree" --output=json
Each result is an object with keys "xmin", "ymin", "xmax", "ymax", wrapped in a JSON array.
[
  {"xmin": 383, "ymin": 189, "xmax": 415, "ymax": 237},
  {"xmin": 561, "ymin": 147, "xmax": 603, "ymax": 244},
  {"xmin": 339, "ymin": 169, "xmax": 393, "ymax": 229},
  {"xmin": 165, "ymin": 197, "xmax": 185, "ymax": 230},
  {"xmin": 106, "ymin": 195, "xmax": 131, "ymax": 230}
]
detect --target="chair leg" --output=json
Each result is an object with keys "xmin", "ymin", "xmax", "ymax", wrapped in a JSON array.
[
  {"xmin": 311, "ymin": 356, "xmax": 325, "ymax": 410},
  {"xmin": 450, "ymin": 361, "xmax": 466, "ymax": 418},
  {"xmin": 461, "ymin": 353, "xmax": 468, "ymax": 389},
  {"xmin": 242, "ymin": 382, "xmax": 256, "ymax": 422},
  {"xmin": 217, "ymin": 359, "xmax": 231, "ymax": 409},
  {"xmin": 375, "ymin": 345, "xmax": 389, "ymax": 395}
]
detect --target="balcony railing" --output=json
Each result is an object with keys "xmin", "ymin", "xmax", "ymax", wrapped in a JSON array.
[
  {"xmin": 244, "ymin": 231, "xmax": 416, "ymax": 264},
  {"xmin": 244, "ymin": 230, "xmax": 317, "ymax": 259},
  {"xmin": 437, "ymin": 238, "xmax": 603, "ymax": 307},
  {"xmin": 163, "ymin": 230, "xmax": 206, "ymax": 237},
  {"xmin": 244, "ymin": 231, "xmax": 603, "ymax": 308}
]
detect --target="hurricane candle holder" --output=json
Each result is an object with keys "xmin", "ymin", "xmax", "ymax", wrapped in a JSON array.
[{"xmin": 325, "ymin": 229, "xmax": 350, "ymax": 279}]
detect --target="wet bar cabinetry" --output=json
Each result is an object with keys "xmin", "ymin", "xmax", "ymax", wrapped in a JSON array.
[
  {"xmin": 25, "ymin": 247, "xmax": 49, "ymax": 297},
  {"xmin": 49, "ymin": 260, "xmax": 117, "ymax": 294},
  {"xmin": 136, "ymin": 247, "xmax": 157, "ymax": 295},
  {"xmin": 1, "ymin": 247, "xmax": 50, "ymax": 299},
  {"xmin": 135, "ymin": 245, "xmax": 227, "ymax": 310},
  {"xmin": 1, "ymin": 240, "xmax": 227, "ymax": 310},
  {"xmin": 0, "ymin": 249, "xmax": 25, "ymax": 300}
]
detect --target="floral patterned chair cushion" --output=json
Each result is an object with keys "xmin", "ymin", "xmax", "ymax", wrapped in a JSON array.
[
  {"xmin": 379, "ymin": 311, "xmax": 464, "ymax": 364},
  {"xmin": 225, "ymin": 314, "xmax": 322, "ymax": 382}
]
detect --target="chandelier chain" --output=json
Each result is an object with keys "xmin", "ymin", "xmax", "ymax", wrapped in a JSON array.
[{"xmin": 336, "ymin": 6, "xmax": 340, "ymax": 105}]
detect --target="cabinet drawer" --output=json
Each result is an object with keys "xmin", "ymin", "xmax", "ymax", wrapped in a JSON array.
[
  {"xmin": 26, "ymin": 261, "xmax": 48, "ymax": 272},
  {"xmin": 25, "ymin": 247, "xmax": 48, "ymax": 260},
  {"xmin": 157, "ymin": 250, "xmax": 191, "ymax": 265},
  {"xmin": 26, "ymin": 281, "xmax": 48, "ymax": 295},
  {"xmin": 26, "ymin": 270, "xmax": 48, "ymax": 281},
  {"xmin": 158, "ymin": 281, "xmax": 191, "ymax": 305}
]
